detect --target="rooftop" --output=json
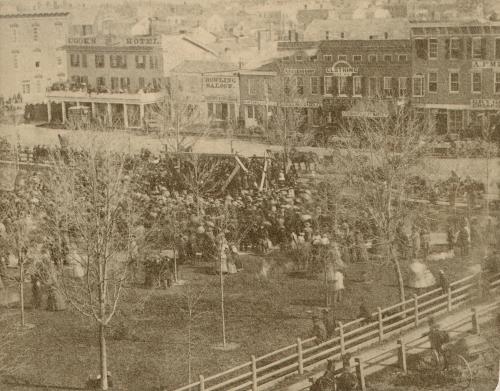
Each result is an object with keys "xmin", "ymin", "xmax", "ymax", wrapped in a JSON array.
[
  {"xmin": 170, "ymin": 60, "xmax": 239, "ymax": 74},
  {"xmin": 0, "ymin": 11, "xmax": 69, "ymax": 18}
]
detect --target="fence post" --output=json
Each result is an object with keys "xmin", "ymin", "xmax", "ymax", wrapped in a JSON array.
[
  {"xmin": 413, "ymin": 294, "xmax": 419, "ymax": 327},
  {"xmin": 354, "ymin": 357, "xmax": 366, "ymax": 391},
  {"xmin": 447, "ymin": 286, "xmax": 452, "ymax": 312},
  {"xmin": 397, "ymin": 339, "xmax": 407, "ymax": 373},
  {"xmin": 339, "ymin": 321, "xmax": 346, "ymax": 355},
  {"xmin": 199, "ymin": 375, "xmax": 205, "ymax": 391},
  {"xmin": 251, "ymin": 355, "xmax": 258, "ymax": 391},
  {"xmin": 471, "ymin": 308, "xmax": 480, "ymax": 335},
  {"xmin": 377, "ymin": 307, "xmax": 384, "ymax": 342},
  {"xmin": 477, "ymin": 272, "xmax": 483, "ymax": 300},
  {"xmin": 297, "ymin": 338, "xmax": 304, "ymax": 375}
]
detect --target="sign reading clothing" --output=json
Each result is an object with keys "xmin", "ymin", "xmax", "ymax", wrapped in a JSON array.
[{"xmin": 325, "ymin": 61, "xmax": 358, "ymax": 77}]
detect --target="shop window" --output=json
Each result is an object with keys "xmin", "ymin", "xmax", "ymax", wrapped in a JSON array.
[
  {"xmin": 70, "ymin": 53, "xmax": 80, "ymax": 67},
  {"xmin": 471, "ymin": 72, "xmax": 481, "ymax": 93},
  {"xmin": 449, "ymin": 71, "xmax": 459, "ymax": 93},
  {"xmin": 429, "ymin": 38, "xmax": 438, "ymax": 59},
  {"xmin": 368, "ymin": 77, "xmax": 378, "ymax": 97},
  {"xmin": 338, "ymin": 76, "xmax": 348, "ymax": 96},
  {"xmin": 247, "ymin": 105, "xmax": 254, "ymax": 119},
  {"xmin": 383, "ymin": 77, "xmax": 392, "ymax": 97},
  {"xmin": 495, "ymin": 73, "xmax": 500, "ymax": 94},
  {"xmin": 324, "ymin": 76, "xmax": 334, "ymax": 95},
  {"xmin": 95, "ymin": 55, "xmax": 105, "ymax": 68},
  {"xmin": 353, "ymin": 76, "xmax": 362, "ymax": 97},
  {"xmin": 428, "ymin": 72, "xmax": 438, "ymax": 93},
  {"xmin": 448, "ymin": 110, "xmax": 463, "ymax": 133},
  {"xmin": 413, "ymin": 74, "xmax": 424, "ymax": 97},
  {"xmin": 398, "ymin": 77, "xmax": 407, "ymax": 97},
  {"xmin": 295, "ymin": 76, "xmax": 304, "ymax": 95},
  {"xmin": 311, "ymin": 76, "xmax": 320, "ymax": 95}
]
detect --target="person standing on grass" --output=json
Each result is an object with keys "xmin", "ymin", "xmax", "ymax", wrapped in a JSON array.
[
  {"xmin": 447, "ymin": 224, "xmax": 455, "ymax": 251},
  {"xmin": 333, "ymin": 269, "xmax": 345, "ymax": 304},
  {"xmin": 410, "ymin": 225, "xmax": 421, "ymax": 259},
  {"xmin": 311, "ymin": 314, "xmax": 327, "ymax": 345},
  {"xmin": 322, "ymin": 308, "xmax": 335, "ymax": 338},
  {"xmin": 420, "ymin": 227, "xmax": 430, "ymax": 260},
  {"xmin": 457, "ymin": 225, "xmax": 469, "ymax": 258},
  {"xmin": 438, "ymin": 270, "xmax": 449, "ymax": 293}
]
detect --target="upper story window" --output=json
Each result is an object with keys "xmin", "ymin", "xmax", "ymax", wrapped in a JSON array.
[
  {"xmin": 110, "ymin": 54, "xmax": 127, "ymax": 69},
  {"xmin": 413, "ymin": 74, "xmax": 424, "ymax": 97},
  {"xmin": 428, "ymin": 72, "xmax": 438, "ymax": 93},
  {"xmin": 338, "ymin": 55, "xmax": 347, "ymax": 61},
  {"xmin": 494, "ymin": 72, "xmax": 500, "ymax": 94},
  {"xmin": 22, "ymin": 81, "xmax": 30, "ymax": 94},
  {"xmin": 325, "ymin": 31, "xmax": 330, "ymax": 40},
  {"xmin": 70, "ymin": 53, "xmax": 80, "ymax": 67},
  {"xmin": 324, "ymin": 76, "xmax": 334, "ymax": 95},
  {"xmin": 415, "ymin": 38, "xmax": 428, "ymax": 60},
  {"xmin": 429, "ymin": 38, "xmax": 438, "ymax": 59},
  {"xmin": 32, "ymin": 25, "xmax": 39, "ymax": 42},
  {"xmin": 323, "ymin": 54, "xmax": 333, "ymax": 62},
  {"xmin": 81, "ymin": 54, "xmax": 87, "ymax": 68},
  {"xmin": 496, "ymin": 39, "xmax": 500, "ymax": 60},
  {"xmin": 35, "ymin": 61, "xmax": 40, "ymax": 68},
  {"xmin": 340, "ymin": 32, "xmax": 345, "ymax": 39},
  {"xmin": 10, "ymin": 24, "xmax": 18, "ymax": 43},
  {"xmin": 95, "ymin": 54, "xmax": 104, "ymax": 68},
  {"xmin": 311, "ymin": 76, "xmax": 320, "ymax": 95},
  {"xmin": 296, "ymin": 76, "xmax": 304, "ymax": 95},
  {"xmin": 353, "ymin": 55, "xmax": 362, "ymax": 62},
  {"xmin": 399, "ymin": 54, "xmax": 408, "ymax": 62},
  {"xmin": 353, "ymin": 76, "xmax": 362, "ymax": 97},
  {"xmin": 448, "ymin": 38, "xmax": 463, "ymax": 60},
  {"xmin": 449, "ymin": 71, "xmax": 460, "ymax": 93},
  {"xmin": 136, "ymin": 55, "xmax": 146, "ymax": 69},
  {"xmin": 368, "ymin": 54, "xmax": 377, "ymax": 63},
  {"xmin": 384, "ymin": 54, "xmax": 392, "ymax": 63},
  {"xmin": 295, "ymin": 55, "xmax": 303, "ymax": 62},
  {"xmin": 471, "ymin": 37, "xmax": 485, "ymax": 60},
  {"xmin": 282, "ymin": 56, "xmax": 290, "ymax": 62},
  {"xmin": 471, "ymin": 72, "xmax": 482, "ymax": 93},
  {"xmin": 248, "ymin": 78, "xmax": 258, "ymax": 95},
  {"xmin": 338, "ymin": 76, "xmax": 348, "ymax": 96},
  {"xmin": 310, "ymin": 55, "xmax": 317, "ymax": 62},
  {"xmin": 398, "ymin": 77, "xmax": 408, "ymax": 97},
  {"xmin": 383, "ymin": 77, "xmax": 393, "ymax": 97}
]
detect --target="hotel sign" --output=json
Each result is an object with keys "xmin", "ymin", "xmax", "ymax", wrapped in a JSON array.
[
  {"xmin": 326, "ymin": 61, "xmax": 358, "ymax": 77},
  {"xmin": 125, "ymin": 37, "xmax": 161, "ymax": 45},
  {"xmin": 67, "ymin": 36, "xmax": 161, "ymax": 46},
  {"xmin": 472, "ymin": 60, "xmax": 500, "ymax": 69},
  {"xmin": 471, "ymin": 99, "xmax": 500, "ymax": 109},
  {"xmin": 67, "ymin": 37, "xmax": 97, "ymax": 45}
]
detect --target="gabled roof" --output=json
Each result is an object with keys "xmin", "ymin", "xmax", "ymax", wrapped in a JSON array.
[{"xmin": 170, "ymin": 60, "xmax": 239, "ymax": 74}]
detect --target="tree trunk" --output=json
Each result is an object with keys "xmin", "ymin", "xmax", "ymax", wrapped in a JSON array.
[
  {"xmin": 99, "ymin": 322, "xmax": 109, "ymax": 390},
  {"xmin": 19, "ymin": 258, "xmax": 25, "ymax": 327}
]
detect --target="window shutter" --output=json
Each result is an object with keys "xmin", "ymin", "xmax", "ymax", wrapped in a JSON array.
[
  {"xmin": 466, "ymin": 37, "xmax": 472, "ymax": 59},
  {"xmin": 361, "ymin": 76, "xmax": 367, "ymax": 97},
  {"xmin": 445, "ymin": 39, "xmax": 450, "ymax": 59}
]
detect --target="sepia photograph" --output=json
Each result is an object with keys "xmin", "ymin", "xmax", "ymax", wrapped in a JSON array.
[{"xmin": 1, "ymin": 0, "xmax": 500, "ymax": 390}]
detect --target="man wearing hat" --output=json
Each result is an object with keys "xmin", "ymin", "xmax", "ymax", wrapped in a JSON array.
[{"xmin": 311, "ymin": 313, "xmax": 327, "ymax": 344}]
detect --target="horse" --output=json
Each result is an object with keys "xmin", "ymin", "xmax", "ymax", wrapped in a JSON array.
[{"xmin": 289, "ymin": 148, "xmax": 319, "ymax": 171}]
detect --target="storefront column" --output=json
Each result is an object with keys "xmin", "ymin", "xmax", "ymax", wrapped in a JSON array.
[
  {"xmin": 61, "ymin": 101, "xmax": 66, "ymax": 123},
  {"xmin": 139, "ymin": 104, "xmax": 144, "ymax": 127},
  {"xmin": 47, "ymin": 100, "xmax": 52, "ymax": 123},
  {"xmin": 107, "ymin": 103, "xmax": 112, "ymax": 125},
  {"xmin": 123, "ymin": 104, "xmax": 129, "ymax": 128},
  {"xmin": 91, "ymin": 102, "xmax": 96, "ymax": 118}
]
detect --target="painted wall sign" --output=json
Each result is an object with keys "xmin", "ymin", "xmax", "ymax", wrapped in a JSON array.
[
  {"xmin": 342, "ymin": 110, "xmax": 389, "ymax": 118},
  {"xmin": 67, "ymin": 37, "xmax": 97, "ymax": 45},
  {"xmin": 283, "ymin": 68, "xmax": 316, "ymax": 75},
  {"xmin": 281, "ymin": 99, "xmax": 321, "ymax": 108},
  {"xmin": 325, "ymin": 60, "xmax": 358, "ymax": 76},
  {"xmin": 241, "ymin": 100, "xmax": 278, "ymax": 106},
  {"xmin": 204, "ymin": 76, "xmax": 238, "ymax": 89},
  {"xmin": 67, "ymin": 36, "xmax": 161, "ymax": 46},
  {"xmin": 471, "ymin": 99, "xmax": 500, "ymax": 109},
  {"xmin": 472, "ymin": 60, "xmax": 500, "ymax": 69}
]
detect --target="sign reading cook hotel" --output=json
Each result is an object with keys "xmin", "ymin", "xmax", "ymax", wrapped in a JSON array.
[{"xmin": 67, "ymin": 36, "xmax": 161, "ymax": 46}]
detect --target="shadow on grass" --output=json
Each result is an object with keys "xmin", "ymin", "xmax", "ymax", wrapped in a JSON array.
[{"xmin": 2, "ymin": 379, "xmax": 89, "ymax": 390}]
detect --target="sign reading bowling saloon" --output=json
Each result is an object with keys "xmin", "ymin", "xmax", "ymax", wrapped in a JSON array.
[
  {"xmin": 325, "ymin": 61, "xmax": 358, "ymax": 77},
  {"xmin": 203, "ymin": 74, "xmax": 239, "ymax": 98}
]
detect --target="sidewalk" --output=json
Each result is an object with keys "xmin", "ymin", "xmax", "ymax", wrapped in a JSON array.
[{"xmin": 276, "ymin": 298, "xmax": 499, "ymax": 391}]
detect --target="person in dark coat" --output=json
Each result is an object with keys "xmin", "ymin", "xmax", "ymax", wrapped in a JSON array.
[{"xmin": 311, "ymin": 314, "xmax": 327, "ymax": 345}]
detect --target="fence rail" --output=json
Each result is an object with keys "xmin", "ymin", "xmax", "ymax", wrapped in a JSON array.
[{"xmin": 171, "ymin": 271, "xmax": 500, "ymax": 391}]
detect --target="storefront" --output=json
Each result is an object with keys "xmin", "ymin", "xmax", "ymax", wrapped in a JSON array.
[{"xmin": 203, "ymin": 73, "xmax": 239, "ymax": 127}]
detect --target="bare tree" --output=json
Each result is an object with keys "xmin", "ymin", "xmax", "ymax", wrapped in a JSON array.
[
  {"xmin": 42, "ymin": 135, "xmax": 149, "ymax": 390},
  {"xmin": 332, "ymin": 100, "xmax": 434, "ymax": 306}
]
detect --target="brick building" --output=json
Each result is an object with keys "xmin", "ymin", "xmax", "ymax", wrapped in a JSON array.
[
  {"xmin": 410, "ymin": 21, "xmax": 500, "ymax": 134},
  {"xmin": 0, "ymin": 11, "xmax": 69, "ymax": 104}
]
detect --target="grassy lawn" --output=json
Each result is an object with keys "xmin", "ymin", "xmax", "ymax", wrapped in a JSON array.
[{"xmin": 0, "ymin": 236, "xmax": 484, "ymax": 391}]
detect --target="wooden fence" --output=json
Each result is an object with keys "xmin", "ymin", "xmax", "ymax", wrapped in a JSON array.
[{"xmin": 171, "ymin": 272, "xmax": 500, "ymax": 391}]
